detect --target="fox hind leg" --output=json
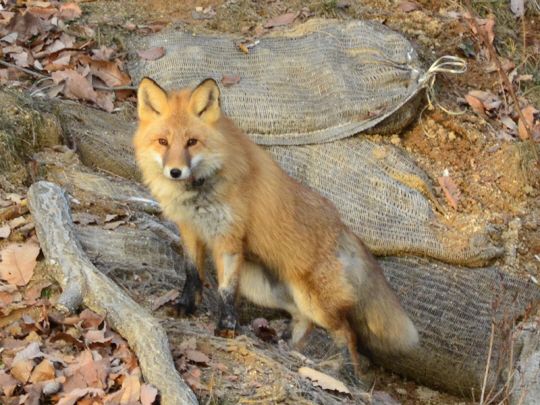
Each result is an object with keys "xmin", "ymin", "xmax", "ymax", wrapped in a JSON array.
[
  {"xmin": 282, "ymin": 316, "xmax": 314, "ymax": 351},
  {"xmin": 336, "ymin": 322, "xmax": 362, "ymax": 377},
  {"xmin": 238, "ymin": 262, "xmax": 316, "ymax": 347}
]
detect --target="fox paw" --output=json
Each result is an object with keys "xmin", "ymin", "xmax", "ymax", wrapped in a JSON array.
[
  {"xmin": 215, "ymin": 310, "xmax": 237, "ymax": 338},
  {"xmin": 173, "ymin": 280, "xmax": 203, "ymax": 318},
  {"xmin": 171, "ymin": 301, "xmax": 197, "ymax": 318},
  {"xmin": 214, "ymin": 328, "xmax": 236, "ymax": 339}
]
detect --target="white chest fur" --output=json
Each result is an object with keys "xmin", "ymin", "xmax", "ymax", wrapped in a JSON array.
[
  {"xmin": 186, "ymin": 199, "xmax": 234, "ymax": 243},
  {"xmin": 156, "ymin": 184, "xmax": 234, "ymax": 244}
]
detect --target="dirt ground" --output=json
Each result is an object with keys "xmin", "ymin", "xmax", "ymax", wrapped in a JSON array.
[{"xmin": 2, "ymin": 0, "xmax": 540, "ymax": 404}]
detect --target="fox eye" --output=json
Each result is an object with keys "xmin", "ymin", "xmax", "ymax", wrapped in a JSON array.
[
  {"xmin": 158, "ymin": 138, "xmax": 168, "ymax": 146},
  {"xmin": 187, "ymin": 139, "xmax": 198, "ymax": 147}
]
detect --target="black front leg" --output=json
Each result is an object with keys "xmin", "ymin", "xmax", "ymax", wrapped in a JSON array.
[
  {"xmin": 214, "ymin": 251, "xmax": 241, "ymax": 338},
  {"xmin": 175, "ymin": 260, "xmax": 203, "ymax": 317},
  {"xmin": 215, "ymin": 287, "xmax": 238, "ymax": 338}
]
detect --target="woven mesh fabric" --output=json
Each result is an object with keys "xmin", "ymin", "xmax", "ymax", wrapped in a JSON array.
[
  {"xmin": 128, "ymin": 19, "xmax": 425, "ymax": 144},
  {"xmin": 73, "ymin": 221, "xmax": 540, "ymax": 397},
  {"xmin": 266, "ymin": 139, "xmax": 502, "ymax": 266},
  {"xmin": 76, "ymin": 225, "xmax": 184, "ymax": 283},
  {"xmin": 55, "ymin": 99, "xmax": 502, "ymax": 266},
  {"xmin": 58, "ymin": 101, "xmax": 140, "ymax": 180},
  {"xmin": 377, "ymin": 256, "xmax": 540, "ymax": 396}
]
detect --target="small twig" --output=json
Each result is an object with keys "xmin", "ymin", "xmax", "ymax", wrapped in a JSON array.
[
  {"xmin": 522, "ymin": 15, "xmax": 527, "ymax": 68},
  {"xmin": 480, "ymin": 322, "xmax": 495, "ymax": 405},
  {"xmin": 464, "ymin": 0, "xmax": 539, "ymax": 167},
  {"xmin": 93, "ymin": 84, "xmax": 137, "ymax": 91},
  {"xmin": 0, "ymin": 59, "xmax": 49, "ymax": 79},
  {"xmin": 0, "ymin": 59, "xmax": 136, "ymax": 92},
  {"xmin": 29, "ymin": 76, "xmax": 54, "ymax": 92}
]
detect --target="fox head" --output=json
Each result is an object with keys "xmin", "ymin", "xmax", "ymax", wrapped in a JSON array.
[{"xmin": 133, "ymin": 77, "xmax": 225, "ymax": 186}]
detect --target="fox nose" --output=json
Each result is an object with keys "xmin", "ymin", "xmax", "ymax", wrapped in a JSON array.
[{"xmin": 170, "ymin": 168, "xmax": 181, "ymax": 179}]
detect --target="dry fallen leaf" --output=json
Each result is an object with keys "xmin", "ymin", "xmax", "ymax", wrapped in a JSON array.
[
  {"xmin": 397, "ymin": 1, "xmax": 419, "ymax": 12},
  {"xmin": 12, "ymin": 51, "xmax": 29, "ymax": 67},
  {"xmin": 0, "ymin": 242, "xmax": 40, "ymax": 286},
  {"xmin": 28, "ymin": 1, "xmax": 52, "ymax": 8},
  {"xmin": 252, "ymin": 317, "xmax": 277, "ymax": 342},
  {"xmin": 485, "ymin": 58, "xmax": 515, "ymax": 74},
  {"xmin": 182, "ymin": 366, "xmax": 206, "ymax": 390},
  {"xmin": 518, "ymin": 106, "xmax": 538, "ymax": 141},
  {"xmin": 88, "ymin": 59, "xmax": 131, "ymax": 88},
  {"xmin": 102, "ymin": 389, "xmax": 124, "ymax": 404},
  {"xmin": 140, "ymin": 384, "xmax": 158, "ymax": 405},
  {"xmin": 501, "ymin": 115, "xmax": 518, "ymax": 133},
  {"xmin": 238, "ymin": 42, "xmax": 249, "ymax": 54},
  {"xmin": 221, "ymin": 74, "xmax": 241, "ymax": 85},
  {"xmin": 0, "ymin": 291, "xmax": 14, "ymax": 308},
  {"xmin": 517, "ymin": 74, "xmax": 533, "ymax": 82},
  {"xmin": 50, "ymin": 331, "xmax": 85, "ymax": 348},
  {"xmin": 104, "ymin": 214, "xmax": 118, "ymax": 222},
  {"xmin": 186, "ymin": 350, "xmax": 211, "ymax": 366},
  {"xmin": 0, "ymin": 372, "xmax": 19, "ymax": 397},
  {"xmin": 96, "ymin": 91, "xmax": 115, "ymax": 113},
  {"xmin": 9, "ymin": 216, "xmax": 27, "ymax": 230},
  {"xmin": 464, "ymin": 94, "xmax": 486, "ymax": 118},
  {"xmin": 483, "ymin": 18, "xmax": 495, "ymax": 44},
  {"xmin": 24, "ymin": 282, "xmax": 49, "ymax": 304},
  {"xmin": 151, "ymin": 289, "xmax": 180, "ymax": 312},
  {"xmin": 85, "ymin": 329, "xmax": 113, "ymax": 345},
  {"xmin": 73, "ymin": 212, "xmax": 100, "ymax": 225},
  {"xmin": 57, "ymin": 387, "xmax": 106, "ymax": 405},
  {"xmin": 29, "ymin": 359, "xmax": 55, "ymax": 383},
  {"xmin": 137, "ymin": 47, "xmax": 166, "ymax": 61},
  {"xmin": 510, "ymin": 0, "xmax": 525, "ymax": 17},
  {"xmin": 103, "ymin": 220, "xmax": 125, "ymax": 230},
  {"xmin": 6, "ymin": 11, "xmax": 43, "ymax": 41},
  {"xmin": 120, "ymin": 374, "xmax": 141, "ymax": 403},
  {"xmin": 438, "ymin": 175, "xmax": 461, "ymax": 210},
  {"xmin": 52, "ymin": 69, "xmax": 97, "ymax": 102},
  {"xmin": 0, "ymin": 224, "xmax": 10, "ymax": 238},
  {"xmin": 264, "ymin": 11, "xmax": 300, "ymax": 28},
  {"xmin": 10, "ymin": 359, "xmax": 34, "ymax": 383},
  {"xmin": 467, "ymin": 90, "xmax": 501, "ymax": 111},
  {"xmin": 27, "ymin": 6, "xmax": 57, "ymax": 20},
  {"xmin": 494, "ymin": 130, "xmax": 516, "ymax": 141},
  {"xmin": 12, "ymin": 342, "xmax": 44, "ymax": 366},
  {"xmin": 80, "ymin": 308, "xmax": 104, "ymax": 328},
  {"xmin": 91, "ymin": 45, "xmax": 116, "ymax": 61},
  {"xmin": 59, "ymin": 3, "xmax": 82, "ymax": 20},
  {"xmin": 298, "ymin": 367, "xmax": 351, "ymax": 394},
  {"xmin": 124, "ymin": 21, "xmax": 137, "ymax": 31},
  {"xmin": 78, "ymin": 358, "xmax": 110, "ymax": 389}
]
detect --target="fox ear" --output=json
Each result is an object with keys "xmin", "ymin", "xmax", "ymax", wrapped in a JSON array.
[
  {"xmin": 189, "ymin": 79, "xmax": 220, "ymax": 124},
  {"xmin": 137, "ymin": 77, "xmax": 168, "ymax": 122}
]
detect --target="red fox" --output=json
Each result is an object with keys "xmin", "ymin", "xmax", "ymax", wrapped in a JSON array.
[{"xmin": 133, "ymin": 77, "xmax": 418, "ymax": 375}]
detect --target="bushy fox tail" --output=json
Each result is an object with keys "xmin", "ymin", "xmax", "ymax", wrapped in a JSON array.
[{"xmin": 345, "ymin": 235, "xmax": 419, "ymax": 359}]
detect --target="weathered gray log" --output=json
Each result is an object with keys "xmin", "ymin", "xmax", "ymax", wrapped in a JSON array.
[
  {"xmin": 510, "ymin": 323, "xmax": 540, "ymax": 405},
  {"xmin": 27, "ymin": 181, "xmax": 198, "ymax": 405}
]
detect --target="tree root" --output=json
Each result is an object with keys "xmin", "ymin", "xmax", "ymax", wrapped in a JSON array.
[{"xmin": 27, "ymin": 181, "xmax": 198, "ymax": 405}]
